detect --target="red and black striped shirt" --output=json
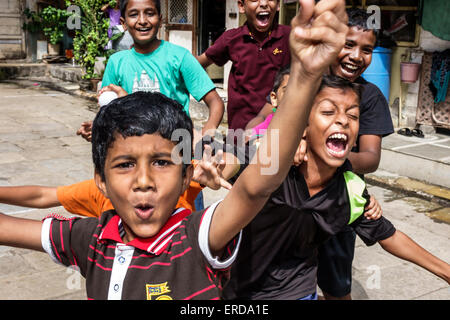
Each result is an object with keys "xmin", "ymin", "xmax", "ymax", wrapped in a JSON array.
[{"xmin": 41, "ymin": 201, "xmax": 241, "ymax": 300}]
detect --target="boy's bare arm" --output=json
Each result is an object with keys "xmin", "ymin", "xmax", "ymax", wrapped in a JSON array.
[
  {"xmin": 245, "ymin": 102, "xmax": 274, "ymax": 130},
  {"xmin": 0, "ymin": 213, "xmax": 43, "ymax": 252},
  {"xmin": 208, "ymin": 0, "xmax": 348, "ymax": 255},
  {"xmin": 348, "ymin": 134, "xmax": 382, "ymax": 174},
  {"xmin": 379, "ymin": 230, "xmax": 450, "ymax": 284},
  {"xmin": 0, "ymin": 186, "xmax": 60, "ymax": 209},
  {"xmin": 201, "ymin": 90, "xmax": 225, "ymax": 134},
  {"xmin": 196, "ymin": 53, "xmax": 214, "ymax": 68}
]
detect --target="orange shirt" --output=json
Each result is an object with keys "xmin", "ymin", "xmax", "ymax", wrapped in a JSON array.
[{"xmin": 56, "ymin": 179, "xmax": 203, "ymax": 218}]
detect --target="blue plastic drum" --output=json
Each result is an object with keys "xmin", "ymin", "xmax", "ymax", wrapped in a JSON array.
[{"xmin": 362, "ymin": 47, "xmax": 392, "ymax": 102}]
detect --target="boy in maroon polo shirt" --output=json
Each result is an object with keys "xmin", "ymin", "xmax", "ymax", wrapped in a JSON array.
[
  {"xmin": 197, "ymin": 0, "xmax": 290, "ymax": 131},
  {"xmin": 0, "ymin": 0, "xmax": 350, "ymax": 300}
]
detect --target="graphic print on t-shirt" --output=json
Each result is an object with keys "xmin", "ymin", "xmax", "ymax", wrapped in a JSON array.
[{"xmin": 132, "ymin": 70, "xmax": 160, "ymax": 93}]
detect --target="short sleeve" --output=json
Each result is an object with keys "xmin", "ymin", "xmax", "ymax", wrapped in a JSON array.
[
  {"xmin": 41, "ymin": 216, "xmax": 99, "ymax": 276},
  {"xmin": 57, "ymin": 179, "xmax": 113, "ymax": 217},
  {"xmin": 179, "ymin": 51, "xmax": 216, "ymax": 101},
  {"xmin": 176, "ymin": 180, "xmax": 203, "ymax": 212},
  {"xmin": 101, "ymin": 54, "xmax": 118, "ymax": 88},
  {"xmin": 197, "ymin": 200, "xmax": 242, "ymax": 270},
  {"xmin": 204, "ymin": 32, "xmax": 231, "ymax": 67},
  {"xmin": 358, "ymin": 83, "xmax": 394, "ymax": 137},
  {"xmin": 350, "ymin": 215, "xmax": 396, "ymax": 246}
]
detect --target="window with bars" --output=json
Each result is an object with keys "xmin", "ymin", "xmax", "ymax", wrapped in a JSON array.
[{"xmin": 161, "ymin": 0, "xmax": 193, "ymax": 24}]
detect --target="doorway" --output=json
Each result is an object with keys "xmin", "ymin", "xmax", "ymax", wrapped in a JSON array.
[
  {"xmin": 198, "ymin": 0, "xmax": 226, "ymax": 54},
  {"xmin": 198, "ymin": 0, "xmax": 226, "ymax": 81}
]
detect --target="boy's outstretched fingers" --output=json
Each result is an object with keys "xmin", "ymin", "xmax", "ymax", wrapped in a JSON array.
[
  {"xmin": 192, "ymin": 145, "xmax": 232, "ymax": 191},
  {"xmin": 215, "ymin": 149, "xmax": 233, "ymax": 190}
]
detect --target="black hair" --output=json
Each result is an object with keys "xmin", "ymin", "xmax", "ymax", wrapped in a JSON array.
[
  {"xmin": 346, "ymin": 8, "xmax": 379, "ymax": 43},
  {"xmin": 120, "ymin": 0, "xmax": 161, "ymax": 18},
  {"xmin": 272, "ymin": 65, "xmax": 290, "ymax": 93},
  {"xmin": 92, "ymin": 91, "xmax": 193, "ymax": 181},
  {"xmin": 318, "ymin": 74, "xmax": 363, "ymax": 103}
]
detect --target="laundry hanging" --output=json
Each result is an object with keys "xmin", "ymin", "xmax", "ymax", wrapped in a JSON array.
[{"xmin": 429, "ymin": 49, "xmax": 450, "ymax": 103}]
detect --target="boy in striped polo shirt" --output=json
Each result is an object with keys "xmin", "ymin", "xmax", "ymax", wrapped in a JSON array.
[{"xmin": 0, "ymin": 0, "xmax": 349, "ymax": 300}]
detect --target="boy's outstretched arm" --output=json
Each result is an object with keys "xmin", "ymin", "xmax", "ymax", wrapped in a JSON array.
[
  {"xmin": 379, "ymin": 230, "xmax": 450, "ymax": 284},
  {"xmin": 0, "ymin": 186, "xmax": 60, "ymax": 209},
  {"xmin": 0, "ymin": 213, "xmax": 43, "ymax": 252},
  {"xmin": 208, "ymin": 0, "xmax": 348, "ymax": 255}
]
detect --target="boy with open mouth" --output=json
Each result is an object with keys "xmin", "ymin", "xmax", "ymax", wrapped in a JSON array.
[
  {"xmin": 221, "ymin": 74, "xmax": 449, "ymax": 300},
  {"xmin": 197, "ymin": 0, "xmax": 291, "ymax": 132},
  {"xmin": 317, "ymin": 8, "xmax": 395, "ymax": 301}
]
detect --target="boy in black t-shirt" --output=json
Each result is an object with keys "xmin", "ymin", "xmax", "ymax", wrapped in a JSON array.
[
  {"xmin": 317, "ymin": 8, "xmax": 395, "ymax": 300},
  {"xmin": 222, "ymin": 74, "xmax": 450, "ymax": 300}
]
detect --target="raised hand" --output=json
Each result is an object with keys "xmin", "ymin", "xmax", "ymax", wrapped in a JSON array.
[
  {"xmin": 192, "ymin": 144, "xmax": 232, "ymax": 191},
  {"xmin": 289, "ymin": 0, "xmax": 348, "ymax": 78}
]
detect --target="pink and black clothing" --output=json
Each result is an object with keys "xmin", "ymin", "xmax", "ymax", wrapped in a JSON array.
[
  {"xmin": 41, "ymin": 201, "xmax": 241, "ymax": 300},
  {"xmin": 204, "ymin": 22, "xmax": 290, "ymax": 130}
]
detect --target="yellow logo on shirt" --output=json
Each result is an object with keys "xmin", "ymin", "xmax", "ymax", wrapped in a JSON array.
[
  {"xmin": 273, "ymin": 48, "xmax": 283, "ymax": 55},
  {"xmin": 146, "ymin": 282, "xmax": 173, "ymax": 300}
]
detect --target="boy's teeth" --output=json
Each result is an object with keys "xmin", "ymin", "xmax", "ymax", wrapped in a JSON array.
[
  {"xmin": 329, "ymin": 133, "xmax": 347, "ymax": 141},
  {"xmin": 343, "ymin": 63, "xmax": 358, "ymax": 71}
]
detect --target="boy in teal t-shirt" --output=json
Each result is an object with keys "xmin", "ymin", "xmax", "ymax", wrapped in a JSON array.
[
  {"xmin": 77, "ymin": 0, "xmax": 224, "ymax": 141},
  {"xmin": 101, "ymin": 40, "xmax": 214, "ymax": 116}
]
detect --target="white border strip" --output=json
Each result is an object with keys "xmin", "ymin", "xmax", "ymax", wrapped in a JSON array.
[{"xmin": 41, "ymin": 218, "xmax": 63, "ymax": 265}]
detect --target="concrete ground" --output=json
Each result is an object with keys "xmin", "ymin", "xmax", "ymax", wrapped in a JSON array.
[
  {"xmin": 0, "ymin": 80, "xmax": 448, "ymax": 300},
  {"xmin": 378, "ymin": 130, "xmax": 450, "ymax": 189}
]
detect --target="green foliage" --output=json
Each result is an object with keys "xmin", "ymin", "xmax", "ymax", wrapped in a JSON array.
[
  {"xmin": 108, "ymin": 0, "xmax": 118, "ymax": 8},
  {"xmin": 22, "ymin": 8, "xmax": 42, "ymax": 34},
  {"xmin": 40, "ymin": 6, "xmax": 70, "ymax": 45},
  {"xmin": 23, "ymin": 6, "xmax": 70, "ymax": 44},
  {"xmin": 68, "ymin": 0, "xmax": 112, "ymax": 79}
]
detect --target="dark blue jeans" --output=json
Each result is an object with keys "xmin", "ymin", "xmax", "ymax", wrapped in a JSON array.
[{"xmin": 194, "ymin": 190, "xmax": 204, "ymax": 211}]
